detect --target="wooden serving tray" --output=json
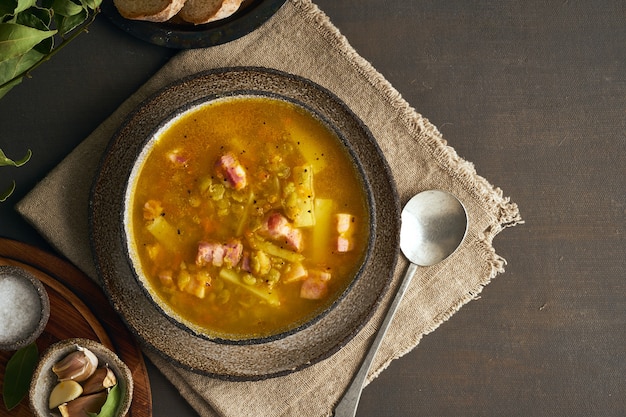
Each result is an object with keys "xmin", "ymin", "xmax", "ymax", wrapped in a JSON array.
[{"xmin": 0, "ymin": 238, "xmax": 152, "ymax": 417}]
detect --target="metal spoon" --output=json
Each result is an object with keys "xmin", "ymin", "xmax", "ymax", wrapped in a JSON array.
[{"xmin": 334, "ymin": 190, "xmax": 468, "ymax": 417}]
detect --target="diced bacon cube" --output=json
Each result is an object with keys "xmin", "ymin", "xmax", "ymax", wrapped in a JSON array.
[
  {"xmin": 284, "ymin": 229, "xmax": 303, "ymax": 252},
  {"xmin": 212, "ymin": 246, "xmax": 224, "ymax": 266},
  {"xmin": 223, "ymin": 239, "xmax": 243, "ymax": 267},
  {"xmin": 336, "ymin": 213, "xmax": 354, "ymax": 234},
  {"xmin": 196, "ymin": 241, "xmax": 224, "ymax": 267},
  {"xmin": 196, "ymin": 240, "xmax": 243, "ymax": 268},
  {"xmin": 216, "ymin": 152, "xmax": 247, "ymax": 190},
  {"xmin": 300, "ymin": 277, "xmax": 328, "ymax": 300},
  {"xmin": 308, "ymin": 269, "xmax": 331, "ymax": 282},
  {"xmin": 261, "ymin": 212, "xmax": 303, "ymax": 252},
  {"xmin": 337, "ymin": 236, "xmax": 354, "ymax": 253},
  {"xmin": 335, "ymin": 213, "xmax": 355, "ymax": 252},
  {"xmin": 241, "ymin": 251, "xmax": 252, "ymax": 272}
]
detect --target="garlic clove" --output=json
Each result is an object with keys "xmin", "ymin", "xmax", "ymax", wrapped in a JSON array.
[
  {"xmin": 81, "ymin": 366, "xmax": 117, "ymax": 395},
  {"xmin": 48, "ymin": 380, "xmax": 83, "ymax": 409},
  {"xmin": 58, "ymin": 391, "xmax": 107, "ymax": 417},
  {"xmin": 52, "ymin": 346, "xmax": 99, "ymax": 382}
]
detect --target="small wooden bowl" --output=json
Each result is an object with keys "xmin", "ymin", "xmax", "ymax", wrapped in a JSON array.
[{"xmin": 29, "ymin": 338, "xmax": 133, "ymax": 417}]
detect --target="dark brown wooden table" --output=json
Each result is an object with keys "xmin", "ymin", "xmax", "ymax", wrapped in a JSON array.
[{"xmin": 1, "ymin": 1, "xmax": 624, "ymax": 416}]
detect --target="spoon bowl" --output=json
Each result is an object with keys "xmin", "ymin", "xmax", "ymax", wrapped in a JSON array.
[
  {"xmin": 401, "ymin": 190, "xmax": 468, "ymax": 266},
  {"xmin": 334, "ymin": 190, "xmax": 468, "ymax": 417}
]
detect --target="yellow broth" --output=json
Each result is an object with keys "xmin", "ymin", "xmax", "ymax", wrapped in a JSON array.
[{"xmin": 127, "ymin": 96, "xmax": 370, "ymax": 339}]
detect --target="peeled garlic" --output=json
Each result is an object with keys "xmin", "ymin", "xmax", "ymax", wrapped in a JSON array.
[
  {"xmin": 81, "ymin": 366, "xmax": 117, "ymax": 395},
  {"xmin": 58, "ymin": 391, "xmax": 107, "ymax": 417},
  {"xmin": 48, "ymin": 380, "xmax": 83, "ymax": 409},
  {"xmin": 52, "ymin": 347, "xmax": 98, "ymax": 382}
]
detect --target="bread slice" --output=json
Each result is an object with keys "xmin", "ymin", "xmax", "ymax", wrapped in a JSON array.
[
  {"xmin": 178, "ymin": 0, "xmax": 245, "ymax": 25},
  {"xmin": 114, "ymin": 0, "xmax": 186, "ymax": 22}
]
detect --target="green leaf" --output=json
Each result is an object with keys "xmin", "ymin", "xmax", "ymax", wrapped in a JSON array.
[
  {"xmin": 0, "ymin": 48, "xmax": 46, "ymax": 84},
  {"xmin": 88, "ymin": 384, "xmax": 121, "ymax": 417},
  {"xmin": 16, "ymin": 6, "xmax": 53, "ymax": 30},
  {"xmin": 0, "ymin": 180, "xmax": 16, "ymax": 202},
  {"xmin": 55, "ymin": 8, "xmax": 87, "ymax": 37},
  {"xmin": 0, "ymin": 75, "xmax": 21, "ymax": 98},
  {"xmin": 15, "ymin": 7, "xmax": 54, "ymax": 53},
  {"xmin": 0, "ymin": 23, "xmax": 56, "ymax": 61},
  {"xmin": 15, "ymin": 0, "xmax": 38, "ymax": 14},
  {"xmin": 0, "ymin": 1, "xmax": 37, "ymax": 22},
  {"xmin": 0, "ymin": 148, "xmax": 32, "ymax": 167},
  {"xmin": 2, "ymin": 343, "xmax": 39, "ymax": 410},
  {"xmin": 50, "ymin": 0, "xmax": 84, "ymax": 17},
  {"xmin": 78, "ymin": 0, "xmax": 102, "ymax": 11}
]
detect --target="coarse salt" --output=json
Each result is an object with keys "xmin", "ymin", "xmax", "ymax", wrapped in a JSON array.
[{"xmin": 0, "ymin": 274, "xmax": 42, "ymax": 344}]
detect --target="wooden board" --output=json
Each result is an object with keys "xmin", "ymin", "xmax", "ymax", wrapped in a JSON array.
[{"xmin": 0, "ymin": 238, "xmax": 152, "ymax": 417}]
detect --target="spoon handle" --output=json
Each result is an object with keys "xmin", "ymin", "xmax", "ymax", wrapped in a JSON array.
[{"xmin": 334, "ymin": 262, "xmax": 419, "ymax": 417}]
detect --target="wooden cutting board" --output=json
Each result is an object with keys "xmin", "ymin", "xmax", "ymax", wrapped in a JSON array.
[{"xmin": 0, "ymin": 238, "xmax": 152, "ymax": 417}]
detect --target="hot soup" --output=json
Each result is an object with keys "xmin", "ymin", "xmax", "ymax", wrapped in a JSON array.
[{"xmin": 126, "ymin": 96, "xmax": 371, "ymax": 339}]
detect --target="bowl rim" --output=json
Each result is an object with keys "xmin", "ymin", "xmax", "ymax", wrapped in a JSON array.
[
  {"xmin": 89, "ymin": 66, "xmax": 401, "ymax": 380},
  {"xmin": 0, "ymin": 265, "xmax": 50, "ymax": 351},
  {"xmin": 121, "ymin": 91, "xmax": 377, "ymax": 344}
]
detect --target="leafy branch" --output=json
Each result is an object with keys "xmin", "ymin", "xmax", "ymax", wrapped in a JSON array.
[
  {"xmin": 0, "ymin": 0, "xmax": 103, "ymax": 98},
  {"xmin": 0, "ymin": 0, "xmax": 101, "ymax": 201}
]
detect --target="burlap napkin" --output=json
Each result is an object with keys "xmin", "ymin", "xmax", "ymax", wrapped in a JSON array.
[{"xmin": 16, "ymin": 1, "xmax": 521, "ymax": 416}]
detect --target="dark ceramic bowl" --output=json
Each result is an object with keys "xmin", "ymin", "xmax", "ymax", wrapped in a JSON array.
[
  {"xmin": 29, "ymin": 338, "xmax": 133, "ymax": 417},
  {"xmin": 90, "ymin": 67, "xmax": 400, "ymax": 380},
  {"xmin": 101, "ymin": 0, "xmax": 288, "ymax": 49},
  {"xmin": 0, "ymin": 265, "xmax": 49, "ymax": 351}
]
